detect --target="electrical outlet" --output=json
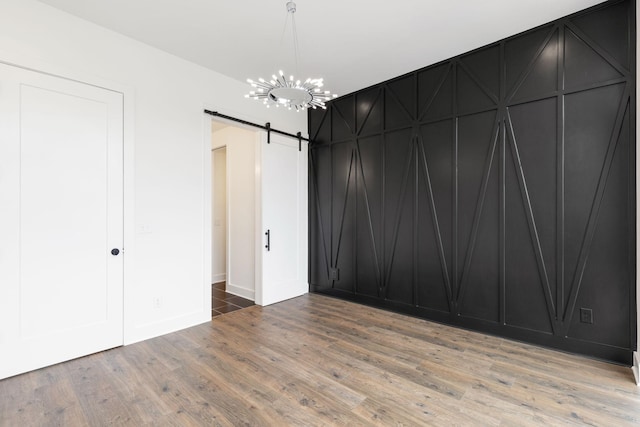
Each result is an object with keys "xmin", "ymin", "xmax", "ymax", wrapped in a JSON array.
[
  {"xmin": 330, "ymin": 268, "xmax": 340, "ymax": 281},
  {"xmin": 580, "ymin": 308, "xmax": 593, "ymax": 324}
]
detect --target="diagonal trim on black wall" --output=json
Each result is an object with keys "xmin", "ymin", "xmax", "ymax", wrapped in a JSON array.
[
  {"xmin": 457, "ymin": 120, "xmax": 500, "ymax": 310},
  {"xmin": 354, "ymin": 140, "xmax": 383, "ymax": 290},
  {"xmin": 382, "ymin": 136, "xmax": 416, "ymax": 297},
  {"xmin": 416, "ymin": 136, "xmax": 453, "ymax": 309}
]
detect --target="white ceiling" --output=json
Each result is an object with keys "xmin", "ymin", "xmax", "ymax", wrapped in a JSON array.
[{"xmin": 38, "ymin": 0, "xmax": 604, "ymax": 97}]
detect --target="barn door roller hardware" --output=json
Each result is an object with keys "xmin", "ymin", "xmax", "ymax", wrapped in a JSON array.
[{"xmin": 204, "ymin": 110, "xmax": 308, "ymax": 151}]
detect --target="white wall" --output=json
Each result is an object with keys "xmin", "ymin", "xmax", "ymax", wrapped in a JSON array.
[
  {"xmin": 211, "ymin": 148, "xmax": 227, "ymax": 283},
  {"xmin": 0, "ymin": 0, "xmax": 306, "ymax": 345},
  {"xmin": 212, "ymin": 126, "xmax": 259, "ymax": 300}
]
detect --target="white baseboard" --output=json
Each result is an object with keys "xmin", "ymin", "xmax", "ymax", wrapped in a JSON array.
[
  {"xmin": 212, "ymin": 273, "xmax": 226, "ymax": 284},
  {"xmin": 633, "ymin": 352, "xmax": 639, "ymax": 386},
  {"xmin": 226, "ymin": 283, "xmax": 254, "ymax": 301},
  {"xmin": 124, "ymin": 310, "xmax": 210, "ymax": 346}
]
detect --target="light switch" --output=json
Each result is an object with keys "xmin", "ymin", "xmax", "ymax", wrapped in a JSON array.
[{"xmin": 137, "ymin": 224, "xmax": 152, "ymax": 234}]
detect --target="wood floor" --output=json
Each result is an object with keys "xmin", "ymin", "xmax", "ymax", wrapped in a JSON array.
[{"xmin": 1, "ymin": 294, "xmax": 639, "ymax": 426}]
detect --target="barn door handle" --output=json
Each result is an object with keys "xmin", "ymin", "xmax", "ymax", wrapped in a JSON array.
[
  {"xmin": 111, "ymin": 248, "xmax": 120, "ymax": 256},
  {"xmin": 265, "ymin": 230, "xmax": 270, "ymax": 251}
]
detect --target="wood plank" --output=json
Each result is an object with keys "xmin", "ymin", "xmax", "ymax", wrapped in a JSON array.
[{"xmin": 63, "ymin": 353, "xmax": 142, "ymax": 425}]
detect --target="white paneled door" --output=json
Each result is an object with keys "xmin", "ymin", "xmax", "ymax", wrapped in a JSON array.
[
  {"xmin": 256, "ymin": 132, "xmax": 308, "ymax": 306},
  {"xmin": 0, "ymin": 63, "xmax": 124, "ymax": 379}
]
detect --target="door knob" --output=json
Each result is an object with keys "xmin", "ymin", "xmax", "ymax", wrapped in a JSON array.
[{"xmin": 111, "ymin": 248, "xmax": 120, "ymax": 256}]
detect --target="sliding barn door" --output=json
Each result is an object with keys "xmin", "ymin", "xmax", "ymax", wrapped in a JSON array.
[
  {"xmin": 0, "ymin": 63, "xmax": 124, "ymax": 379},
  {"xmin": 256, "ymin": 132, "xmax": 308, "ymax": 306}
]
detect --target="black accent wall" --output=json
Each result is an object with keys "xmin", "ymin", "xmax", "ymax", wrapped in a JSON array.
[{"xmin": 308, "ymin": 0, "xmax": 636, "ymax": 364}]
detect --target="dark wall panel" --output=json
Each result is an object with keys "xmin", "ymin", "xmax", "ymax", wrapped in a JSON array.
[
  {"xmin": 331, "ymin": 141, "xmax": 355, "ymax": 292},
  {"xmin": 309, "ymin": 142, "xmax": 332, "ymax": 288},
  {"xmin": 383, "ymin": 128, "xmax": 414, "ymax": 303},
  {"xmin": 504, "ymin": 140, "xmax": 555, "ymax": 334},
  {"xmin": 508, "ymin": 98, "xmax": 557, "ymax": 288},
  {"xmin": 355, "ymin": 135, "xmax": 383, "ymax": 298},
  {"xmin": 308, "ymin": 0, "xmax": 635, "ymax": 363}
]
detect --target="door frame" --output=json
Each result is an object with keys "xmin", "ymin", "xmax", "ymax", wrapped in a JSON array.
[
  {"xmin": 205, "ymin": 117, "xmax": 259, "ymax": 303},
  {"xmin": 202, "ymin": 112, "xmax": 309, "ymax": 307}
]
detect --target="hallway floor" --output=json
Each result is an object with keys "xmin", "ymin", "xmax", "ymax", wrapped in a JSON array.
[{"xmin": 211, "ymin": 281, "xmax": 254, "ymax": 317}]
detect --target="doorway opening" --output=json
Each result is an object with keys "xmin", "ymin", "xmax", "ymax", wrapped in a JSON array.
[
  {"xmin": 210, "ymin": 122, "xmax": 257, "ymax": 317},
  {"xmin": 211, "ymin": 146, "xmax": 226, "ymax": 286}
]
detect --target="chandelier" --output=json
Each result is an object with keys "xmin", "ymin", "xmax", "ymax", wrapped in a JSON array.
[{"xmin": 245, "ymin": 2, "xmax": 337, "ymax": 111}]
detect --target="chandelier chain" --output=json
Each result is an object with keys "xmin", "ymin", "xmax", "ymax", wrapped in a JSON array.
[{"xmin": 291, "ymin": 11, "xmax": 300, "ymax": 77}]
